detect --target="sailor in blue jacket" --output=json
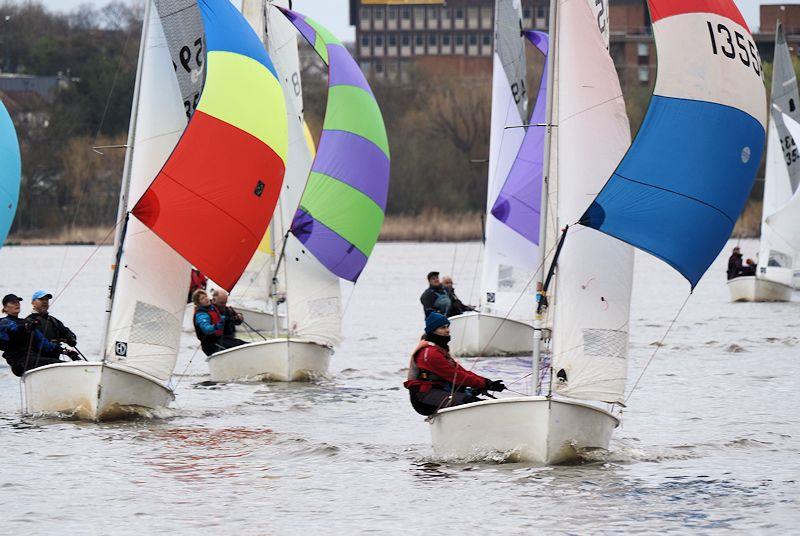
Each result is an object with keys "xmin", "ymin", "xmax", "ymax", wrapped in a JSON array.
[{"xmin": 0, "ymin": 294, "xmax": 78, "ymax": 377}]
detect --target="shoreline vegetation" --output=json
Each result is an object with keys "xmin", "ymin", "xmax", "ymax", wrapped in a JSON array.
[{"xmin": 6, "ymin": 202, "xmax": 764, "ymax": 246}]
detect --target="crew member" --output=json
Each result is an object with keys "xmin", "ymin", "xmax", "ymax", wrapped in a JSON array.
[
  {"xmin": 192, "ymin": 289, "xmax": 244, "ymax": 356},
  {"xmin": 0, "ymin": 294, "xmax": 78, "ymax": 377},
  {"xmin": 26, "ymin": 290, "xmax": 77, "ymax": 347},
  {"xmin": 404, "ymin": 312, "xmax": 506, "ymax": 416},
  {"xmin": 442, "ymin": 275, "xmax": 475, "ymax": 317},
  {"xmin": 420, "ymin": 271, "xmax": 451, "ymax": 318},
  {"xmin": 211, "ymin": 289, "xmax": 246, "ymax": 348},
  {"xmin": 727, "ymin": 247, "xmax": 744, "ymax": 279}
]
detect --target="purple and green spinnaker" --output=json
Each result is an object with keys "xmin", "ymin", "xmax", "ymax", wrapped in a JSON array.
[
  {"xmin": 279, "ymin": 7, "xmax": 390, "ymax": 282},
  {"xmin": 490, "ymin": 31, "xmax": 548, "ymax": 245}
]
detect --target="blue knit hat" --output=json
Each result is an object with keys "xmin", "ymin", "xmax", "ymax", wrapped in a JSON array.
[{"xmin": 425, "ymin": 312, "xmax": 450, "ymax": 334}]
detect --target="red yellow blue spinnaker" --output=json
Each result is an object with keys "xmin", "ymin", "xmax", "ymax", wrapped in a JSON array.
[{"xmin": 133, "ymin": 0, "xmax": 288, "ymax": 291}]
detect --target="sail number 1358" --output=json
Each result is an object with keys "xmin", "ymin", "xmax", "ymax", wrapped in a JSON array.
[{"xmin": 706, "ymin": 21, "xmax": 762, "ymax": 78}]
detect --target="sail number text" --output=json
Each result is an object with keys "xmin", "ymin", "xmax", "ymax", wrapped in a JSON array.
[
  {"xmin": 706, "ymin": 21, "xmax": 762, "ymax": 78},
  {"xmin": 172, "ymin": 37, "xmax": 204, "ymax": 118},
  {"xmin": 511, "ymin": 78, "xmax": 526, "ymax": 104},
  {"xmin": 781, "ymin": 134, "xmax": 798, "ymax": 166}
]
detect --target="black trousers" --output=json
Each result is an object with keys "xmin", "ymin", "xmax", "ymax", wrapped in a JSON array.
[
  {"xmin": 8, "ymin": 355, "xmax": 64, "ymax": 377},
  {"xmin": 408, "ymin": 387, "xmax": 481, "ymax": 416}
]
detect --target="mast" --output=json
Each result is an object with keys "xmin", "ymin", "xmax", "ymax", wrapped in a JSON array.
[
  {"xmin": 532, "ymin": 0, "xmax": 558, "ymax": 394},
  {"xmin": 99, "ymin": 0, "xmax": 152, "ymax": 361}
]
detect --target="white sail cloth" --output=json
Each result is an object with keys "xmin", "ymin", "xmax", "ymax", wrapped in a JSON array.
[
  {"xmin": 764, "ymin": 114, "xmax": 800, "ymax": 258},
  {"xmin": 264, "ymin": 1, "xmax": 342, "ymax": 346},
  {"xmin": 104, "ymin": 2, "xmax": 190, "ymax": 383},
  {"xmin": 480, "ymin": 0, "xmax": 537, "ymax": 320},
  {"xmin": 550, "ymin": 0, "xmax": 633, "ymax": 404}
]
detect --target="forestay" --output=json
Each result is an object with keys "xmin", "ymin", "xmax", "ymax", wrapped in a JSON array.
[
  {"xmin": 153, "ymin": 0, "xmax": 206, "ymax": 119},
  {"xmin": 103, "ymin": 2, "xmax": 192, "ymax": 382},
  {"xmin": 265, "ymin": 1, "xmax": 342, "ymax": 345},
  {"xmin": 0, "ymin": 100, "xmax": 20, "ymax": 247},
  {"xmin": 481, "ymin": 0, "xmax": 536, "ymax": 320},
  {"xmin": 279, "ymin": 7, "xmax": 390, "ymax": 283},
  {"xmin": 581, "ymin": 0, "xmax": 767, "ymax": 289},
  {"xmin": 549, "ymin": 0, "xmax": 633, "ymax": 404},
  {"xmin": 133, "ymin": 0, "xmax": 288, "ymax": 292}
]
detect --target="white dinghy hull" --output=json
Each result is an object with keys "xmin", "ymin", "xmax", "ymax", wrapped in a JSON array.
[
  {"xmin": 236, "ymin": 306, "xmax": 286, "ymax": 333},
  {"xmin": 207, "ymin": 338, "xmax": 331, "ymax": 382},
  {"xmin": 429, "ymin": 396, "xmax": 618, "ymax": 464},
  {"xmin": 448, "ymin": 312, "xmax": 533, "ymax": 357},
  {"xmin": 727, "ymin": 275, "xmax": 793, "ymax": 302},
  {"xmin": 23, "ymin": 362, "xmax": 174, "ymax": 421}
]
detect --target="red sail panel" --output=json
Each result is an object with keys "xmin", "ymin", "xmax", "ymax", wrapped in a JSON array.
[{"xmin": 133, "ymin": 110, "xmax": 284, "ymax": 290}]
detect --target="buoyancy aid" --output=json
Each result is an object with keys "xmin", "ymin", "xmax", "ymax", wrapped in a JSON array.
[{"xmin": 194, "ymin": 305, "xmax": 223, "ymax": 339}]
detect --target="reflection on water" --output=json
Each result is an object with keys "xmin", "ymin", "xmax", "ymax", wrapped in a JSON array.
[{"xmin": 0, "ymin": 241, "xmax": 799, "ymax": 533}]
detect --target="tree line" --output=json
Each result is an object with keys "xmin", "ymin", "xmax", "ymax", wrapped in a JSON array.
[{"xmin": 0, "ymin": 1, "xmax": 770, "ymax": 240}]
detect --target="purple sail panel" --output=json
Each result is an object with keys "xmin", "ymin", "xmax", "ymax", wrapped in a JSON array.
[
  {"xmin": 291, "ymin": 210, "xmax": 368, "ymax": 281},
  {"xmin": 279, "ymin": 8, "xmax": 317, "ymax": 49},
  {"xmin": 490, "ymin": 31, "xmax": 549, "ymax": 245}
]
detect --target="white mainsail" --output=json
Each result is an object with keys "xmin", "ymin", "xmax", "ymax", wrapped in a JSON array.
[
  {"xmin": 548, "ymin": 0, "xmax": 633, "ymax": 403},
  {"xmin": 263, "ymin": 1, "xmax": 342, "ymax": 346},
  {"xmin": 102, "ymin": 2, "xmax": 191, "ymax": 383},
  {"xmin": 763, "ymin": 113, "xmax": 800, "ymax": 259},
  {"xmin": 480, "ymin": 0, "xmax": 537, "ymax": 320}
]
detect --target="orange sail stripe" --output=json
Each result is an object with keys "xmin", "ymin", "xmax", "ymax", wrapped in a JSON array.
[{"xmin": 133, "ymin": 110, "xmax": 285, "ymax": 290}]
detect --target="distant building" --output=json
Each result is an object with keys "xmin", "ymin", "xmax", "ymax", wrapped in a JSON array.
[
  {"xmin": 0, "ymin": 73, "xmax": 70, "ymax": 102},
  {"xmin": 755, "ymin": 4, "xmax": 800, "ymax": 63}
]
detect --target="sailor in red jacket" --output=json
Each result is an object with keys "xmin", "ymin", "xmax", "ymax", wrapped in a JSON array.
[{"xmin": 405, "ymin": 312, "xmax": 506, "ymax": 416}]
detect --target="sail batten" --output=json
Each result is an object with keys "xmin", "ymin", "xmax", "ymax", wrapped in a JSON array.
[
  {"xmin": 581, "ymin": 0, "xmax": 767, "ymax": 289},
  {"xmin": 279, "ymin": 7, "xmax": 389, "ymax": 283},
  {"xmin": 132, "ymin": 0, "xmax": 288, "ymax": 292}
]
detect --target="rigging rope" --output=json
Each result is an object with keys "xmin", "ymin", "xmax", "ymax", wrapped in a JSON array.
[{"xmin": 624, "ymin": 292, "xmax": 692, "ymax": 404}]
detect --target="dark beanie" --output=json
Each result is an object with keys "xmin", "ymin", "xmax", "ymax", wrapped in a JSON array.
[{"xmin": 425, "ymin": 312, "xmax": 450, "ymax": 334}]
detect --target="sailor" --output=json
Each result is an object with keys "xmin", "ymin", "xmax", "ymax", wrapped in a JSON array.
[
  {"xmin": 419, "ymin": 271, "xmax": 451, "ymax": 318},
  {"xmin": 404, "ymin": 312, "xmax": 506, "ymax": 416},
  {"xmin": 741, "ymin": 258, "xmax": 757, "ymax": 276},
  {"xmin": 192, "ymin": 289, "xmax": 244, "ymax": 356},
  {"xmin": 0, "ymin": 294, "xmax": 78, "ymax": 377},
  {"xmin": 211, "ymin": 289, "xmax": 246, "ymax": 347},
  {"xmin": 727, "ymin": 247, "xmax": 744, "ymax": 279},
  {"xmin": 26, "ymin": 290, "xmax": 77, "ymax": 347},
  {"xmin": 441, "ymin": 275, "xmax": 475, "ymax": 317}
]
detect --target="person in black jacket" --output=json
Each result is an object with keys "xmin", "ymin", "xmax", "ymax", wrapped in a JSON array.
[
  {"xmin": 727, "ymin": 247, "xmax": 744, "ymax": 280},
  {"xmin": 420, "ymin": 271, "xmax": 451, "ymax": 318},
  {"xmin": 26, "ymin": 290, "xmax": 77, "ymax": 347},
  {"xmin": 212, "ymin": 289, "xmax": 246, "ymax": 346},
  {"xmin": 441, "ymin": 275, "xmax": 476, "ymax": 317},
  {"xmin": 0, "ymin": 294, "xmax": 78, "ymax": 376}
]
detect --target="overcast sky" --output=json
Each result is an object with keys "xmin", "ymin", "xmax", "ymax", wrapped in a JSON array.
[{"xmin": 35, "ymin": 1, "xmax": 800, "ymax": 38}]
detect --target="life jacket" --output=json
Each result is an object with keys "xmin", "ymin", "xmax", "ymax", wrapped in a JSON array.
[
  {"xmin": 193, "ymin": 305, "xmax": 223, "ymax": 340},
  {"xmin": 405, "ymin": 342, "xmax": 448, "ymax": 393}
]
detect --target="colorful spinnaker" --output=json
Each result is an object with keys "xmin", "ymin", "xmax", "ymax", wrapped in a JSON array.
[
  {"xmin": 581, "ymin": 0, "xmax": 767, "ymax": 288},
  {"xmin": 0, "ymin": 100, "xmax": 20, "ymax": 247},
  {"xmin": 133, "ymin": 0, "xmax": 288, "ymax": 291},
  {"xmin": 490, "ymin": 30, "xmax": 548, "ymax": 245},
  {"xmin": 278, "ymin": 7, "xmax": 390, "ymax": 283}
]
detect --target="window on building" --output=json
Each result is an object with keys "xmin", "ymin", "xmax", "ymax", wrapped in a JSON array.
[
  {"xmin": 442, "ymin": 34, "xmax": 451, "ymax": 46},
  {"xmin": 428, "ymin": 34, "xmax": 438, "ymax": 46},
  {"xmin": 388, "ymin": 6, "xmax": 397, "ymax": 20},
  {"xmin": 455, "ymin": 8, "xmax": 464, "ymax": 20},
  {"xmin": 415, "ymin": 34, "xmax": 424, "ymax": 46},
  {"xmin": 536, "ymin": 6, "xmax": 546, "ymax": 17},
  {"xmin": 374, "ymin": 8, "xmax": 383, "ymax": 20},
  {"xmin": 389, "ymin": 35, "xmax": 397, "ymax": 47},
  {"xmin": 523, "ymin": 8, "xmax": 532, "ymax": 18},
  {"xmin": 402, "ymin": 7, "xmax": 411, "ymax": 20},
  {"xmin": 469, "ymin": 34, "xmax": 478, "ymax": 46},
  {"xmin": 483, "ymin": 33, "xmax": 491, "ymax": 46},
  {"xmin": 375, "ymin": 35, "xmax": 384, "ymax": 47},
  {"xmin": 428, "ymin": 6, "xmax": 438, "ymax": 20},
  {"xmin": 375, "ymin": 61, "xmax": 384, "ymax": 74},
  {"xmin": 402, "ymin": 34, "xmax": 411, "ymax": 46},
  {"xmin": 361, "ymin": 8, "xmax": 370, "ymax": 21},
  {"xmin": 441, "ymin": 7, "xmax": 450, "ymax": 20},
  {"xmin": 638, "ymin": 67, "xmax": 649, "ymax": 83},
  {"xmin": 361, "ymin": 35, "xmax": 370, "ymax": 47},
  {"xmin": 456, "ymin": 34, "xmax": 464, "ymax": 45},
  {"xmin": 637, "ymin": 43, "xmax": 649, "ymax": 56}
]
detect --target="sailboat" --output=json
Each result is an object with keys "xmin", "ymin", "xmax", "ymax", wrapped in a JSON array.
[
  {"xmin": 0, "ymin": 98, "xmax": 20, "ymax": 246},
  {"xmin": 448, "ymin": 0, "xmax": 538, "ymax": 357},
  {"xmin": 429, "ymin": 0, "xmax": 765, "ymax": 464},
  {"xmin": 206, "ymin": 4, "xmax": 390, "ymax": 382},
  {"xmin": 728, "ymin": 22, "xmax": 798, "ymax": 302},
  {"xmin": 22, "ymin": 0, "xmax": 288, "ymax": 420}
]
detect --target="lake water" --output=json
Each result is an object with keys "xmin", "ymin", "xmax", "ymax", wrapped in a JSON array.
[{"xmin": 1, "ymin": 240, "xmax": 798, "ymax": 534}]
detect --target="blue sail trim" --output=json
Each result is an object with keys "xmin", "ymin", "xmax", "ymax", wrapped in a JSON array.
[
  {"xmin": 581, "ymin": 95, "xmax": 765, "ymax": 288},
  {"xmin": 0, "ymin": 101, "xmax": 20, "ymax": 247}
]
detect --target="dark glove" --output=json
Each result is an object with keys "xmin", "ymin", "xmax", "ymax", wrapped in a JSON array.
[
  {"xmin": 62, "ymin": 348, "xmax": 80, "ymax": 361},
  {"xmin": 485, "ymin": 379, "xmax": 507, "ymax": 392},
  {"xmin": 66, "ymin": 337, "xmax": 77, "ymax": 347}
]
